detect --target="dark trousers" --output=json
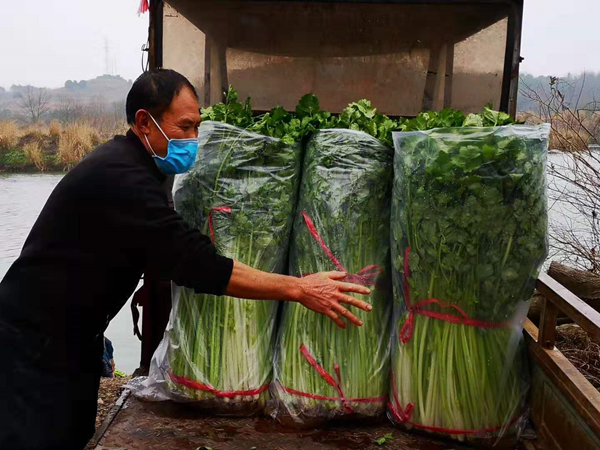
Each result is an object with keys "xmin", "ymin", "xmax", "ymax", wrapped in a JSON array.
[{"xmin": 0, "ymin": 325, "xmax": 102, "ymax": 450}]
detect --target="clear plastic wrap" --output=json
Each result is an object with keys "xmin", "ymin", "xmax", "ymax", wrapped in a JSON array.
[
  {"xmin": 388, "ymin": 125, "xmax": 550, "ymax": 445},
  {"xmin": 132, "ymin": 121, "xmax": 302, "ymax": 415},
  {"xmin": 271, "ymin": 129, "xmax": 394, "ymax": 426}
]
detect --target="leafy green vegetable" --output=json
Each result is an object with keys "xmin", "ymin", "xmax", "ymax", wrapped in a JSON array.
[
  {"xmin": 201, "ymin": 85, "xmax": 253, "ymax": 129},
  {"xmin": 373, "ymin": 433, "xmax": 394, "ymax": 446},
  {"xmin": 200, "ymin": 86, "xmax": 515, "ymax": 148},
  {"xmin": 335, "ymin": 99, "xmax": 402, "ymax": 147},
  {"xmin": 389, "ymin": 124, "xmax": 550, "ymax": 440},
  {"xmin": 114, "ymin": 369, "xmax": 127, "ymax": 378},
  {"xmin": 274, "ymin": 129, "xmax": 394, "ymax": 423},
  {"xmin": 400, "ymin": 105, "xmax": 513, "ymax": 133},
  {"xmin": 166, "ymin": 121, "xmax": 303, "ymax": 414},
  {"xmin": 201, "ymin": 88, "xmax": 335, "ymax": 145}
]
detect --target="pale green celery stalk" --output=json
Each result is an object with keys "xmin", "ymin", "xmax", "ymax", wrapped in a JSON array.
[
  {"xmin": 391, "ymin": 126, "xmax": 548, "ymax": 442},
  {"xmin": 276, "ymin": 130, "xmax": 393, "ymax": 422},
  {"xmin": 168, "ymin": 122, "xmax": 299, "ymax": 411}
]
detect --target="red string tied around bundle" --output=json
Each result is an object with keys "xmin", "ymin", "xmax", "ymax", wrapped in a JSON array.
[
  {"xmin": 296, "ymin": 344, "xmax": 353, "ymax": 413},
  {"xmin": 168, "ymin": 371, "xmax": 268, "ymax": 398},
  {"xmin": 399, "ymin": 246, "xmax": 507, "ymax": 344},
  {"xmin": 301, "ymin": 211, "xmax": 381, "ymax": 287},
  {"xmin": 208, "ymin": 206, "xmax": 232, "ymax": 244}
]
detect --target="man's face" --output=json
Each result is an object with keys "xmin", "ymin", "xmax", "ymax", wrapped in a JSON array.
[{"xmin": 141, "ymin": 87, "xmax": 201, "ymax": 158}]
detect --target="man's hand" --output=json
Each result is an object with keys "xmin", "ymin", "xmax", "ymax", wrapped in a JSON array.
[
  {"xmin": 225, "ymin": 261, "xmax": 373, "ymax": 328},
  {"xmin": 295, "ymin": 271, "xmax": 372, "ymax": 328}
]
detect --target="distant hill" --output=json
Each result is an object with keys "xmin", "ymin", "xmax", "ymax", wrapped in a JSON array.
[
  {"xmin": 53, "ymin": 74, "xmax": 133, "ymax": 103},
  {"xmin": 0, "ymin": 75, "xmax": 133, "ymax": 119}
]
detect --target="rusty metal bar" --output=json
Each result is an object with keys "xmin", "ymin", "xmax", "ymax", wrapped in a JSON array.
[{"xmin": 537, "ymin": 273, "xmax": 600, "ymax": 343}]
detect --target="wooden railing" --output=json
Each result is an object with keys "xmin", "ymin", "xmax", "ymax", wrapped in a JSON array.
[{"xmin": 525, "ymin": 273, "xmax": 600, "ymax": 447}]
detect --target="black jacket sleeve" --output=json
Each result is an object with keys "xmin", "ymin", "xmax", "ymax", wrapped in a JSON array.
[{"xmin": 99, "ymin": 160, "xmax": 234, "ymax": 296}]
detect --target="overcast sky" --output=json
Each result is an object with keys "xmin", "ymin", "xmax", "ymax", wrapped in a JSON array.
[{"xmin": 0, "ymin": 0, "xmax": 598, "ymax": 90}]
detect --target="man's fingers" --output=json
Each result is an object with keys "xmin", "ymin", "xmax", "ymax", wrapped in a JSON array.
[
  {"xmin": 331, "ymin": 303, "xmax": 363, "ymax": 326},
  {"xmin": 336, "ymin": 281, "xmax": 371, "ymax": 295},
  {"xmin": 322, "ymin": 271, "xmax": 348, "ymax": 280},
  {"xmin": 338, "ymin": 294, "xmax": 372, "ymax": 312},
  {"xmin": 326, "ymin": 310, "xmax": 346, "ymax": 329}
]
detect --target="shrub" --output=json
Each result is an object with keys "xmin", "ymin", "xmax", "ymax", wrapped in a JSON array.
[
  {"xmin": 0, "ymin": 121, "xmax": 20, "ymax": 152},
  {"xmin": 58, "ymin": 124, "xmax": 98, "ymax": 169},
  {"xmin": 48, "ymin": 120, "xmax": 62, "ymax": 140},
  {"xmin": 22, "ymin": 141, "xmax": 46, "ymax": 171}
]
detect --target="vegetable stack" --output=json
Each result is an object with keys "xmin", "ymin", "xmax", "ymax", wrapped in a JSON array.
[
  {"xmin": 273, "ymin": 122, "xmax": 394, "ymax": 425},
  {"xmin": 163, "ymin": 118, "xmax": 302, "ymax": 415},
  {"xmin": 389, "ymin": 123, "xmax": 550, "ymax": 442}
]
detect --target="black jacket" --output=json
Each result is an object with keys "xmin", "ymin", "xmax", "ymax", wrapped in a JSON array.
[{"xmin": 0, "ymin": 130, "xmax": 233, "ymax": 371}]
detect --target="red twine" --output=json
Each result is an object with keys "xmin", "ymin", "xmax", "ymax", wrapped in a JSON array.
[
  {"xmin": 399, "ymin": 246, "xmax": 507, "ymax": 344},
  {"xmin": 281, "ymin": 344, "xmax": 385, "ymax": 411},
  {"xmin": 168, "ymin": 371, "xmax": 268, "ymax": 398},
  {"xmin": 208, "ymin": 206, "xmax": 232, "ymax": 244},
  {"xmin": 387, "ymin": 370, "xmax": 517, "ymax": 435},
  {"xmin": 301, "ymin": 211, "xmax": 381, "ymax": 286}
]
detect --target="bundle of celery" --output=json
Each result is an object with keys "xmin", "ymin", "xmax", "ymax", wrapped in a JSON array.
[
  {"xmin": 273, "ymin": 128, "xmax": 394, "ymax": 425},
  {"xmin": 159, "ymin": 120, "xmax": 302, "ymax": 414},
  {"xmin": 389, "ymin": 124, "xmax": 550, "ymax": 442}
]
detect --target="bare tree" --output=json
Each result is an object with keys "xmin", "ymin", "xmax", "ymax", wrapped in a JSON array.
[
  {"xmin": 19, "ymin": 86, "xmax": 52, "ymax": 123},
  {"xmin": 54, "ymin": 96, "xmax": 86, "ymax": 124},
  {"xmin": 520, "ymin": 75, "xmax": 600, "ymax": 272}
]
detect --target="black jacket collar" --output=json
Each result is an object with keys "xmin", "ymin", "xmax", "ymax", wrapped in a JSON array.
[{"xmin": 126, "ymin": 129, "xmax": 166, "ymax": 182}]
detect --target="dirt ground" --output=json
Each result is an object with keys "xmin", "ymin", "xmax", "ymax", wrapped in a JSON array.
[{"xmin": 95, "ymin": 375, "xmax": 131, "ymax": 429}]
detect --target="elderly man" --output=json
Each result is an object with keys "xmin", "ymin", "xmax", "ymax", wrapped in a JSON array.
[{"xmin": 0, "ymin": 69, "xmax": 371, "ymax": 450}]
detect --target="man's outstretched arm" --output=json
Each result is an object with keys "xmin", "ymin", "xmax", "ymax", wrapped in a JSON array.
[{"xmin": 226, "ymin": 260, "xmax": 372, "ymax": 329}]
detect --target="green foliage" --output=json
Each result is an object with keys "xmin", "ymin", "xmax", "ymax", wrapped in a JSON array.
[
  {"xmin": 114, "ymin": 369, "xmax": 127, "ymax": 378},
  {"xmin": 2, "ymin": 149, "xmax": 27, "ymax": 165},
  {"xmin": 335, "ymin": 99, "xmax": 402, "ymax": 147},
  {"xmin": 373, "ymin": 433, "xmax": 394, "ymax": 446},
  {"xmin": 201, "ymin": 88, "xmax": 335, "ymax": 145},
  {"xmin": 390, "ymin": 124, "xmax": 550, "ymax": 436},
  {"xmin": 200, "ymin": 85, "xmax": 253, "ymax": 129},
  {"xmin": 202, "ymin": 87, "xmax": 517, "ymax": 149},
  {"xmin": 401, "ymin": 105, "xmax": 513, "ymax": 132}
]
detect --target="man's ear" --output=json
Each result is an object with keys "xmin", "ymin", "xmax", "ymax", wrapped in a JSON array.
[{"xmin": 135, "ymin": 110, "xmax": 152, "ymax": 134}]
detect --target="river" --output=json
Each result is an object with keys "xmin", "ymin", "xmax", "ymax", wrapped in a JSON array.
[{"xmin": 0, "ymin": 153, "xmax": 589, "ymax": 373}]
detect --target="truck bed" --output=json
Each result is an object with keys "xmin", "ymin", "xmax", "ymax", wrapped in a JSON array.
[{"xmin": 91, "ymin": 391, "xmax": 539, "ymax": 450}]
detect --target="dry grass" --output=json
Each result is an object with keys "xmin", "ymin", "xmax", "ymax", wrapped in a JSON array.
[
  {"xmin": 0, "ymin": 119, "xmax": 116, "ymax": 171},
  {"xmin": 48, "ymin": 120, "xmax": 62, "ymax": 140},
  {"xmin": 518, "ymin": 110, "xmax": 600, "ymax": 152},
  {"xmin": 0, "ymin": 121, "xmax": 21, "ymax": 151},
  {"xmin": 57, "ymin": 124, "xmax": 100, "ymax": 168},
  {"xmin": 22, "ymin": 141, "xmax": 47, "ymax": 171},
  {"xmin": 556, "ymin": 324, "xmax": 600, "ymax": 390}
]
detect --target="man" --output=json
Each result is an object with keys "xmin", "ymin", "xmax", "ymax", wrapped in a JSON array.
[
  {"xmin": 0, "ymin": 69, "xmax": 371, "ymax": 450},
  {"xmin": 101, "ymin": 337, "xmax": 115, "ymax": 378}
]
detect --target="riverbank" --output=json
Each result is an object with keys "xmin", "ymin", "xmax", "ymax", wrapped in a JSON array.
[{"xmin": 0, "ymin": 121, "xmax": 119, "ymax": 172}]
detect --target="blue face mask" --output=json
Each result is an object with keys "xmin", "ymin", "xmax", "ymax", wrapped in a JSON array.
[{"xmin": 144, "ymin": 114, "xmax": 198, "ymax": 175}]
